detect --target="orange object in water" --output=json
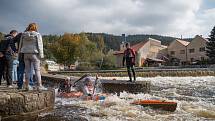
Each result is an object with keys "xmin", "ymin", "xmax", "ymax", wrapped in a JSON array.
[
  {"xmin": 58, "ymin": 91, "xmax": 106, "ymax": 101},
  {"xmin": 58, "ymin": 91, "xmax": 83, "ymax": 98},
  {"xmin": 131, "ymin": 100, "xmax": 177, "ymax": 112}
]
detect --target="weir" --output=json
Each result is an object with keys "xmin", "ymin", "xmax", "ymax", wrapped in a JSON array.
[
  {"xmin": 41, "ymin": 74, "xmax": 151, "ymax": 94},
  {"xmin": 48, "ymin": 68, "xmax": 215, "ymax": 77}
]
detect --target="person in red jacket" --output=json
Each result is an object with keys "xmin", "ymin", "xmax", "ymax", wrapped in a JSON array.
[{"xmin": 123, "ymin": 43, "xmax": 136, "ymax": 82}]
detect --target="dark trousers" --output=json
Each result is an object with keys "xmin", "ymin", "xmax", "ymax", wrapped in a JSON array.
[
  {"xmin": 17, "ymin": 60, "xmax": 25, "ymax": 88},
  {"xmin": 0, "ymin": 57, "xmax": 6, "ymax": 85},
  {"xmin": 127, "ymin": 65, "xmax": 136, "ymax": 82},
  {"xmin": 5, "ymin": 56, "xmax": 13, "ymax": 85}
]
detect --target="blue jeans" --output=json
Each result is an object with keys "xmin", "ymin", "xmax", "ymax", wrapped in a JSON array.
[
  {"xmin": 17, "ymin": 61, "xmax": 34, "ymax": 89},
  {"xmin": 12, "ymin": 60, "xmax": 19, "ymax": 82},
  {"xmin": 12, "ymin": 65, "xmax": 18, "ymax": 81}
]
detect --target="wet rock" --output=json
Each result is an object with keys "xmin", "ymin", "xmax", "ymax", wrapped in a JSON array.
[
  {"xmin": 89, "ymin": 112, "xmax": 107, "ymax": 117},
  {"xmin": 100, "ymin": 80, "xmax": 150, "ymax": 94},
  {"xmin": 0, "ymin": 88, "xmax": 55, "ymax": 118},
  {"xmin": 37, "ymin": 105, "xmax": 88, "ymax": 121}
]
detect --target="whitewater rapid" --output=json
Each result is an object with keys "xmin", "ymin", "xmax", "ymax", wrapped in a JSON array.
[{"xmin": 46, "ymin": 76, "xmax": 215, "ymax": 121}]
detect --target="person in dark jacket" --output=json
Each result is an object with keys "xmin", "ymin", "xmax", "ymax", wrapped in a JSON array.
[
  {"xmin": 58, "ymin": 77, "xmax": 72, "ymax": 93},
  {"xmin": 123, "ymin": 43, "xmax": 136, "ymax": 82},
  {"xmin": 0, "ymin": 30, "xmax": 18, "ymax": 87},
  {"xmin": 0, "ymin": 52, "xmax": 5, "ymax": 85}
]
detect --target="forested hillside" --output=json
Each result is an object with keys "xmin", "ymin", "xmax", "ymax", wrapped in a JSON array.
[{"xmin": 85, "ymin": 33, "xmax": 178, "ymax": 51}]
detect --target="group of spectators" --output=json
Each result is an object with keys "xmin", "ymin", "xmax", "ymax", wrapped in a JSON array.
[{"xmin": 0, "ymin": 23, "xmax": 46, "ymax": 91}]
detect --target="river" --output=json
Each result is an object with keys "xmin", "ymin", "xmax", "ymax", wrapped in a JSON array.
[{"xmin": 39, "ymin": 76, "xmax": 215, "ymax": 121}]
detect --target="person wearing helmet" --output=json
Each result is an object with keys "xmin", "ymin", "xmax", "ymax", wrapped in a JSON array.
[
  {"xmin": 75, "ymin": 76, "xmax": 94, "ymax": 96},
  {"xmin": 58, "ymin": 77, "xmax": 72, "ymax": 93}
]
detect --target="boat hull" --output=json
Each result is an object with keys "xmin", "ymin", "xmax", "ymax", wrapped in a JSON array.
[{"xmin": 131, "ymin": 100, "xmax": 177, "ymax": 112}]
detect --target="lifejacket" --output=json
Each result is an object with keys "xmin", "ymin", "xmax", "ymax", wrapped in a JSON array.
[{"xmin": 123, "ymin": 48, "xmax": 135, "ymax": 65}]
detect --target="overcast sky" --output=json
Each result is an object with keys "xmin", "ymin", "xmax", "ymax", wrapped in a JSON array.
[{"xmin": 0, "ymin": 0, "xmax": 215, "ymax": 38}]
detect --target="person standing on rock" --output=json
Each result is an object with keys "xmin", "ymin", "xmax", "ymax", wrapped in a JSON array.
[
  {"xmin": 14, "ymin": 32, "xmax": 35, "ymax": 89},
  {"xmin": 0, "ymin": 30, "xmax": 18, "ymax": 87},
  {"xmin": 0, "ymin": 48, "xmax": 5, "ymax": 85},
  {"xmin": 122, "ymin": 43, "xmax": 136, "ymax": 82},
  {"xmin": 18, "ymin": 23, "xmax": 45, "ymax": 91},
  {"xmin": 12, "ymin": 53, "xmax": 19, "ymax": 84}
]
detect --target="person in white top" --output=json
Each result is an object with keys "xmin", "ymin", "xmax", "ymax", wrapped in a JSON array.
[{"xmin": 19, "ymin": 23, "xmax": 45, "ymax": 91}]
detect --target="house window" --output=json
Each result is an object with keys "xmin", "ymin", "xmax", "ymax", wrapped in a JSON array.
[
  {"xmin": 189, "ymin": 49, "xmax": 195, "ymax": 53},
  {"xmin": 170, "ymin": 51, "xmax": 175, "ymax": 55},
  {"xmin": 180, "ymin": 50, "xmax": 185, "ymax": 54},
  {"xmin": 199, "ymin": 47, "xmax": 205, "ymax": 52}
]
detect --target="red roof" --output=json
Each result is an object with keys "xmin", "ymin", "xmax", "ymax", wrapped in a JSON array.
[{"xmin": 114, "ymin": 41, "xmax": 148, "ymax": 55}]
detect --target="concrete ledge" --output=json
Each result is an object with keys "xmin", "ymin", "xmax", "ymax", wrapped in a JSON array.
[
  {"xmin": 41, "ymin": 74, "xmax": 151, "ymax": 95},
  {"xmin": 0, "ymin": 86, "xmax": 55, "ymax": 118},
  {"xmin": 100, "ymin": 79, "xmax": 150, "ymax": 94},
  {"xmin": 41, "ymin": 74, "xmax": 78, "ymax": 87}
]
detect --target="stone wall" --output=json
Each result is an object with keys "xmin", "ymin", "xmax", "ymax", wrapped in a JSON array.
[
  {"xmin": 41, "ymin": 74, "xmax": 78, "ymax": 88},
  {"xmin": 0, "ymin": 87, "xmax": 55, "ymax": 118}
]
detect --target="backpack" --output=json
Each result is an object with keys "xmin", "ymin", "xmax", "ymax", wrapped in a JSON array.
[
  {"xmin": 22, "ymin": 32, "xmax": 37, "ymax": 41},
  {"xmin": 20, "ymin": 31, "xmax": 39, "ymax": 53}
]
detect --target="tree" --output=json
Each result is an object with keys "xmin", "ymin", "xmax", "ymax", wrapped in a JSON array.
[
  {"xmin": 0, "ymin": 32, "xmax": 4, "ymax": 41},
  {"xmin": 49, "ymin": 33, "xmax": 99, "ymax": 67},
  {"xmin": 49, "ymin": 33, "xmax": 77, "ymax": 65},
  {"xmin": 101, "ymin": 50, "xmax": 116, "ymax": 69},
  {"xmin": 206, "ymin": 26, "xmax": 215, "ymax": 63},
  {"xmin": 85, "ymin": 33, "xmax": 105, "ymax": 52},
  {"xmin": 43, "ymin": 34, "xmax": 60, "ymax": 60}
]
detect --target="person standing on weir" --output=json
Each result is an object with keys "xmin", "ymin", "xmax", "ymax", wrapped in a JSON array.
[{"xmin": 123, "ymin": 43, "xmax": 136, "ymax": 82}]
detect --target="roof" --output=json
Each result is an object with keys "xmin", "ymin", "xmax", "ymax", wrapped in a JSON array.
[
  {"xmin": 114, "ymin": 41, "xmax": 148, "ymax": 55},
  {"xmin": 194, "ymin": 35, "xmax": 209, "ymax": 42},
  {"xmin": 131, "ymin": 41, "xmax": 148, "ymax": 52},
  {"xmin": 176, "ymin": 39, "xmax": 190, "ymax": 46}
]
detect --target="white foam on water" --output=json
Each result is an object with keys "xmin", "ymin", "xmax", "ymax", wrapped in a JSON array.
[{"xmin": 54, "ymin": 76, "xmax": 215, "ymax": 121}]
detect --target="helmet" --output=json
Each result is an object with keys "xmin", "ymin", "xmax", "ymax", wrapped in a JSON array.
[{"xmin": 65, "ymin": 77, "xmax": 71, "ymax": 81}]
